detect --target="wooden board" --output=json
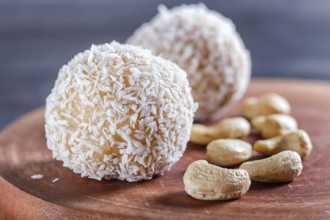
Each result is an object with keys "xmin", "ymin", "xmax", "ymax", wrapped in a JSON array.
[{"xmin": 1, "ymin": 79, "xmax": 330, "ymax": 220}]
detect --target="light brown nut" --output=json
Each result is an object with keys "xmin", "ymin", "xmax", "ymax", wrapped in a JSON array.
[
  {"xmin": 206, "ymin": 139, "xmax": 252, "ymax": 166},
  {"xmin": 254, "ymin": 129, "xmax": 313, "ymax": 158},
  {"xmin": 251, "ymin": 114, "xmax": 298, "ymax": 138},
  {"xmin": 239, "ymin": 151, "xmax": 303, "ymax": 183},
  {"xmin": 190, "ymin": 124, "xmax": 219, "ymax": 145},
  {"xmin": 183, "ymin": 160, "xmax": 251, "ymax": 200},
  {"xmin": 190, "ymin": 117, "xmax": 251, "ymax": 145},
  {"xmin": 242, "ymin": 93, "xmax": 291, "ymax": 119}
]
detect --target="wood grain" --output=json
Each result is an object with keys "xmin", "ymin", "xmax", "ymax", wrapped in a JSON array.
[{"xmin": 1, "ymin": 79, "xmax": 330, "ymax": 220}]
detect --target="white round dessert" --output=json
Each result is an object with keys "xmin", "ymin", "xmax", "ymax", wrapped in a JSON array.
[
  {"xmin": 128, "ymin": 4, "xmax": 251, "ymax": 121},
  {"xmin": 45, "ymin": 42, "xmax": 197, "ymax": 182}
]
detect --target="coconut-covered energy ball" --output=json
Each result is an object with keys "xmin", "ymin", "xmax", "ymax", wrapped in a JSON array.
[
  {"xmin": 45, "ymin": 42, "xmax": 197, "ymax": 182},
  {"xmin": 128, "ymin": 4, "xmax": 251, "ymax": 121}
]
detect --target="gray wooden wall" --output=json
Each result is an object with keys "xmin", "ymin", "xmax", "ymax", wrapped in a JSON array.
[{"xmin": 1, "ymin": 0, "xmax": 330, "ymax": 128}]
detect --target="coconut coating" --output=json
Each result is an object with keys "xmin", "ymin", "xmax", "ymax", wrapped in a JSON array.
[
  {"xmin": 45, "ymin": 42, "xmax": 197, "ymax": 182},
  {"xmin": 128, "ymin": 4, "xmax": 251, "ymax": 121}
]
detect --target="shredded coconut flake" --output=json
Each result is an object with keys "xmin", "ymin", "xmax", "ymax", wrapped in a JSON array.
[
  {"xmin": 52, "ymin": 178, "xmax": 60, "ymax": 183},
  {"xmin": 30, "ymin": 174, "xmax": 43, "ymax": 180},
  {"xmin": 45, "ymin": 42, "xmax": 197, "ymax": 182},
  {"xmin": 127, "ymin": 3, "xmax": 251, "ymax": 121}
]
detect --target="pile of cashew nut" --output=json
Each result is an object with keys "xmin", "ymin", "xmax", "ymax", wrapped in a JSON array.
[{"xmin": 184, "ymin": 93, "xmax": 313, "ymax": 201}]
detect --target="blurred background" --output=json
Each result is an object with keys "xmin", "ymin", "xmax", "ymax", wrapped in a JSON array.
[{"xmin": 0, "ymin": 0, "xmax": 329, "ymax": 128}]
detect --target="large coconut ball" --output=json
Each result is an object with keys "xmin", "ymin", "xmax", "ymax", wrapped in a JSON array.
[
  {"xmin": 128, "ymin": 4, "xmax": 251, "ymax": 121},
  {"xmin": 45, "ymin": 42, "xmax": 197, "ymax": 182}
]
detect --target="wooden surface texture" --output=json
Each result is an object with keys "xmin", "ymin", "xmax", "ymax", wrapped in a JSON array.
[{"xmin": 0, "ymin": 79, "xmax": 330, "ymax": 219}]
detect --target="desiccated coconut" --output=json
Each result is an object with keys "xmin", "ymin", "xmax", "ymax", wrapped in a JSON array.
[
  {"xmin": 45, "ymin": 42, "xmax": 197, "ymax": 182},
  {"xmin": 128, "ymin": 4, "xmax": 251, "ymax": 121},
  {"xmin": 30, "ymin": 174, "xmax": 43, "ymax": 180}
]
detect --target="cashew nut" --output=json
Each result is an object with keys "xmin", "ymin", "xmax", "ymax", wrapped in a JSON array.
[
  {"xmin": 183, "ymin": 160, "xmax": 251, "ymax": 200},
  {"xmin": 206, "ymin": 139, "xmax": 252, "ymax": 166},
  {"xmin": 251, "ymin": 114, "xmax": 298, "ymax": 138},
  {"xmin": 254, "ymin": 130, "xmax": 313, "ymax": 158},
  {"xmin": 242, "ymin": 93, "xmax": 291, "ymax": 119},
  {"xmin": 239, "ymin": 151, "xmax": 303, "ymax": 183},
  {"xmin": 190, "ymin": 117, "xmax": 251, "ymax": 145}
]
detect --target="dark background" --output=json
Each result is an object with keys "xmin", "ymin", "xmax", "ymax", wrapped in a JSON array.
[{"xmin": 1, "ymin": 0, "xmax": 330, "ymax": 129}]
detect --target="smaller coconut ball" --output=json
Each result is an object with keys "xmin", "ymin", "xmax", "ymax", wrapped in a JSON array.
[
  {"xmin": 128, "ymin": 4, "xmax": 251, "ymax": 121},
  {"xmin": 45, "ymin": 42, "xmax": 197, "ymax": 182}
]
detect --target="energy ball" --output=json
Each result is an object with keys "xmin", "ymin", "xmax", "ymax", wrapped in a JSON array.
[
  {"xmin": 128, "ymin": 4, "xmax": 251, "ymax": 121},
  {"xmin": 45, "ymin": 42, "xmax": 197, "ymax": 182}
]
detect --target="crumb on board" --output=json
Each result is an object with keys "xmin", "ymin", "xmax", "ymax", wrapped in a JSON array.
[
  {"xmin": 52, "ymin": 178, "xmax": 60, "ymax": 183},
  {"xmin": 30, "ymin": 174, "xmax": 44, "ymax": 180}
]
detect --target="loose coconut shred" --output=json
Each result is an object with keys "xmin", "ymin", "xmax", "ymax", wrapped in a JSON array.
[
  {"xmin": 45, "ymin": 42, "xmax": 197, "ymax": 182},
  {"xmin": 128, "ymin": 4, "xmax": 251, "ymax": 121}
]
